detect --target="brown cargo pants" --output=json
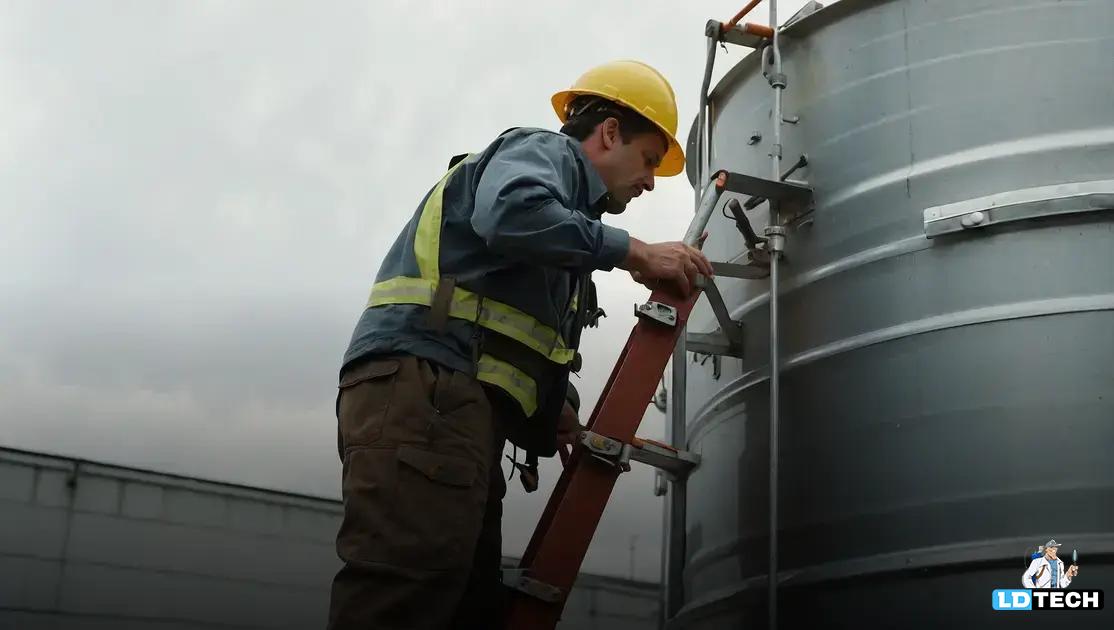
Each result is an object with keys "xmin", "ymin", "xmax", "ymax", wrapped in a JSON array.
[{"xmin": 327, "ymin": 355, "xmax": 508, "ymax": 630}]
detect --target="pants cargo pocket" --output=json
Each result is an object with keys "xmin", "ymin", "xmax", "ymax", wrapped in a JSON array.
[
  {"xmin": 338, "ymin": 444, "xmax": 486, "ymax": 572},
  {"xmin": 337, "ymin": 358, "xmax": 401, "ymax": 450}
]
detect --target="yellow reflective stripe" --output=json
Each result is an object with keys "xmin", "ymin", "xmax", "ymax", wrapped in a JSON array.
[
  {"xmin": 448, "ymin": 296, "xmax": 577, "ymax": 365},
  {"xmin": 414, "ymin": 158, "xmax": 470, "ymax": 280},
  {"xmin": 367, "ymin": 277, "xmax": 575, "ymax": 365},
  {"xmin": 365, "ymin": 276, "xmax": 435, "ymax": 306},
  {"xmin": 476, "ymin": 354, "xmax": 537, "ymax": 416}
]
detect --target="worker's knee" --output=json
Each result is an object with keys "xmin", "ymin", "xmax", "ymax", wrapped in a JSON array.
[{"xmin": 337, "ymin": 442, "xmax": 489, "ymax": 571}]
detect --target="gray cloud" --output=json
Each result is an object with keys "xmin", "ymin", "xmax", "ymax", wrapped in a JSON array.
[{"xmin": 1, "ymin": 0, "xmax": 811, "ymax": 581}]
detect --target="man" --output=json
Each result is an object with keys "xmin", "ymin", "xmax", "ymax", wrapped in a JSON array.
[
  {"xmin": 327, "ymin": 60, "xmax": 713, "ymax": 629},
  {"xmin": 1022, "ymin": 539, "xmax": 1079, "ymax": 588}
]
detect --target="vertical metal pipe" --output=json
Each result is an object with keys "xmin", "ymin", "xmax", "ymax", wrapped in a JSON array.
[
  {"xmin": 666, "ymin": 31, "xmax": 719, "ymax": 624},
  {"xmin": 667, "ymin": 176, "xmax": 722, "ymax": 621},
  {"xmin": 767, "ymin": 250, "xmax": 781, "ymax": 630},
  {"xmin": 659, "ymin": 486, "xmax": 671, "ymax": 629},
  {"xmin": 666, "ymin": 341, "xmax": 687, "ymax": 620},
  {"xmin": 696, "ymin": 31, "xmax": 717, "ymax": 204},
  {"xmin": 767, "ymin": 2, "xmax": 784, "ymax": 629},
  {"xmin": 770, "ymin": 3, "xmax": 783, "ymax": 182}
]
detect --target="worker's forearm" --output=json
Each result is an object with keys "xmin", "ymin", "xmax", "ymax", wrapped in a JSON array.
[{"xmin": 618, "ymin": 237, "xmax": 648, "ymax": 272}]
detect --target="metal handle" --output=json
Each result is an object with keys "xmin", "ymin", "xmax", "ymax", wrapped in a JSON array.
[
  {"xmin": 684, "ymin": 172, "xmax": 727, "ymax": 247},
  {"xmin": 923, "ymin": 180, "xmax": 1114, "ymax": 238}
]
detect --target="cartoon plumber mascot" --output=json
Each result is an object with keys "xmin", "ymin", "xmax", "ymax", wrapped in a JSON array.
[{"xmin": 1022, "ymin": 539, "xmax": 1079, "ymax": 588}]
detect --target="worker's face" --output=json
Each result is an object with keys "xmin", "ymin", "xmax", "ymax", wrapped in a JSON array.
[
  {"xmin": 1047, "ymin": 546, "xmax": 1058, "ymax": 559},
  {"xmin": 593, "ymin": 118, "xmax": 666, "ymax": 209}
]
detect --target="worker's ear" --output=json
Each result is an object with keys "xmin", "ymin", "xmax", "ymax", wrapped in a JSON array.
[{"xmin": 600, "ymin": 117, "xmax": 620, "ymax": 150}]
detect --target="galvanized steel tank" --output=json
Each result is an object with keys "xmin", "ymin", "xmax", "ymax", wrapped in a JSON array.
[{"xmin": 675, "ymin": 0, "xmax": 1114, "ymax": 627}]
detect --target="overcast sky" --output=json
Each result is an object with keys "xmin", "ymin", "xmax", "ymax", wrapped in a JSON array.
[{"xmin": 1, "ymin": 0, "xmax": 812, "ymax": 581}]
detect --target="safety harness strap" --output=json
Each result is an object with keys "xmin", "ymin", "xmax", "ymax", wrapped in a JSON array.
[{"xmin": 427, "ymin": 276, "xmax": 456, "ymax": 332}]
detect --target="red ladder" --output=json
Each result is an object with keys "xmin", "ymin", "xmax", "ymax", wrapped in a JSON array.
[
  {"xmin": 504, "ymin": 287, "xmax": 702, "ymax": 629},
  {"xmin": 502, "ymin": 166, "xmax": 817, "ymax": 628}
]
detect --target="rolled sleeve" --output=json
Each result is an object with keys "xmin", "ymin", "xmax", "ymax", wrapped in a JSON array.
[
  {"xmin": 472, "ymin": 132, "xmax": 628, "ymax": 272},
  {"xmin": 597, "ymin": 223, "xmax": 630, "ymax": 271}
]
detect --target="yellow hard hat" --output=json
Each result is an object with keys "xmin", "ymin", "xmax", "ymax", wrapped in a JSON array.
[{"xmin": 551, "ymin": 60, "xmax": 685, "ymax": 177}]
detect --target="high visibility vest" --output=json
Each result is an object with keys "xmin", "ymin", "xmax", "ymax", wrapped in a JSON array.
[{"xmin": 366, "ymin": 157, "xmax": 580, "ymax": 417}]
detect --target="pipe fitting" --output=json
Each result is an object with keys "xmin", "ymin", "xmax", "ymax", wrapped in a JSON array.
[{"xmin": 765, "ymin": 225, "xmax": 787, "ymax": 253}]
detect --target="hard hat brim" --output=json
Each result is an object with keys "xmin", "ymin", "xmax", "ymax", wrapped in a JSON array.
[{"xmin": 552, "ymin": 89, "xmax": 686, "ymax": 178}]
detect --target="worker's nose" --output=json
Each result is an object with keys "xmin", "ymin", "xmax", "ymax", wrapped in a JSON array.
[{"xmin": 643, "ymin": 173, "xmax": 655, "ymax": 193}]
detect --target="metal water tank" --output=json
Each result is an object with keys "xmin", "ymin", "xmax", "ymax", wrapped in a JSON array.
[{"xmin": 673, "ymin": 0, "xmax": 1114, "ymax": 627}]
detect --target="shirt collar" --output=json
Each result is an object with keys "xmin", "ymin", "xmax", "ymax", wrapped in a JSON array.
[{"xmin": 568, "ymin": 137, "xmax": 612, "ymax": 214}]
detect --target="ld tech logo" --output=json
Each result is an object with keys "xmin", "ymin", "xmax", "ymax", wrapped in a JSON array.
[
  {"xmin": 993, "ymin": 589, "xmax": 1103, "ymax": 611},
  {"xmin": 993, "ymin": 539, "xmax": 1102, "ymax": 611}
]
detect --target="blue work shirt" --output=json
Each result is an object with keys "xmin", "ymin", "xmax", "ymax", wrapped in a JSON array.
[{"xmin": 343, "ymin": 128, "xmax": 630, "ymax": 378}]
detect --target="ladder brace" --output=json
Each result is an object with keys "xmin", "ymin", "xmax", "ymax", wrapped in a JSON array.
[{"xmin": 685, "ymin": 276, "xmax": 746, "ymax": 359}]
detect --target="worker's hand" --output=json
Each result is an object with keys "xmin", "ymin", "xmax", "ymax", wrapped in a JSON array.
[
  {"xmin": 556, "ymin": 401, "xmax": 583, "ymax": 448},
  {"xmin": 1068, "ymin": 565, "xmax": 1079, "ymax": 577},
  {"xmin": 621, "ymin": 238, "xmax": 714, "ymax": 297},
  {"xmin": 629, "ymin": 270, "xmax": 655, "ymax": 291}
]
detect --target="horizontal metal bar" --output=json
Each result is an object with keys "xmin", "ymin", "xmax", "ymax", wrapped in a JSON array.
[
  {"xmin": 715, "ymin": 21, "xmax": 768, "ymax": 49},
  {"xmin": 713, "ymin": 260, "xmax": 769, "ymax": 280},
  {"xmin": 923, "ymin": 179, "xmax": 1114, "ymax": 238},
  {"xmin": 628, "ymin": 441, "xmax": 701, "ymax": 479},
  {"xmin": 722, "ymin": 171, "xmax": 813, "ymax": 203},
  {"xmin": 685, "ymin": 332, "xmax": 744, "ymax": 358},
  {"xmin": 743, "ymin": 155, "xmax": 809, "ymax": 210},
  {"xmin": 580, "ymin": 432, "xmax": 700, "ymax": 479}
]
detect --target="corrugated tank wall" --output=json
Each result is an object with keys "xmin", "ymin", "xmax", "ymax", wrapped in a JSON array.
[{"xmin": 672, "ymin": 0, "xmax": 1114, "ymax": 627}]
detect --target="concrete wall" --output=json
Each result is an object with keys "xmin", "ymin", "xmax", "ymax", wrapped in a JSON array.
[{"xmin": 0, "ymin": 446, "xmax": 657, "ymax": 629}]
